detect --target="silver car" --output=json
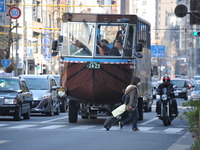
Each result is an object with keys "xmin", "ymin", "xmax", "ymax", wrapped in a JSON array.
[
  {"xmin": 191, "ymin": 84, "xmax": 200, "ymax": 101},
  {"xmin": 21, "ymin": 75, "xmax": 60, "ymax": 116}
]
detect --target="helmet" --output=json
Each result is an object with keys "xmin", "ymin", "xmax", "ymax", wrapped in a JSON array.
[{"xmin": 163, "ymin": 76, "xmax": 170, "ymax": 85}]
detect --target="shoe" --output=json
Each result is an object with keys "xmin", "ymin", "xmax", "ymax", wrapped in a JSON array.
[
  {"xmin": 119, "ymin": 122, "xmax": 124, "ymax": 130},
  {"xmin": 156, "ymin": 114, "xmax": 161, "ymax": 117},
  {"xmin": 132, "ymin": 128, "xmax": 139, "ymax": 131}
]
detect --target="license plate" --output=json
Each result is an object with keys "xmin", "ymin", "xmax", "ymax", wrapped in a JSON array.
[
  {"xmin": 87, "ymin": 62, "xmax": 100, "ymax": 69},
  {"xmin": 175, "ymin": 93, "xmax": 179, "ymax": 96}
]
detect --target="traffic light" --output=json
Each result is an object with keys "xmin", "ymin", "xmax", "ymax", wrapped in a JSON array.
[{"xmin": 193, "ymin": 31, "xmax": 200, "ymax": 36}]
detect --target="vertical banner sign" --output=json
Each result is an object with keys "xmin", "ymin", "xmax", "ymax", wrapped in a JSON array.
[
  {"xmin": 43, "ymin": 27, "xmax": 51, "ymax": 61},
  {"xmin": 0, "ymin": 0, "xmax": 6, "ymax": 12}
]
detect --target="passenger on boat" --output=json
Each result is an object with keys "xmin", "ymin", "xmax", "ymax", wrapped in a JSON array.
[
  {"xmin": 116, "ymin": 25, "xmax": 126, "ymax": 41},
  {"xmin": 96, "ymin": 39, "xmax": 110, "ymax": 55},
  {"xmin": 73, "ymin": 40, "xmax": 92, "ymax": 56}
]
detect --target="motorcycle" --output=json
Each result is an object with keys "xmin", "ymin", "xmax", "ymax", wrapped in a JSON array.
[{"xmin": 157, "ymin": 87, "xmax": 177, "ymax": 126}]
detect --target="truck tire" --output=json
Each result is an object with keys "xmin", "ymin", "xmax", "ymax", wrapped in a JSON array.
[
  {"xmin": 138, "ymin": 97, "xmax": 143, "ymax": 120},
  {"xmin": 68, "ymin": 100, "xmax": 78, "ymax": 123}
]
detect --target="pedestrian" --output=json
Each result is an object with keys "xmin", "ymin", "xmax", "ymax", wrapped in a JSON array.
[{"xmin": 119, "ymin": 77, "xmax": 141, "ymax": 131}]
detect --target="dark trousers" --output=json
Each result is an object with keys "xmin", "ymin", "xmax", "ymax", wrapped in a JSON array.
[
  {"xmin": 121, "ymin": 107, "xmax": 139, "ymax": 129},
  {"xmin": 156, "ymin": 98, "xmax": 178, "ymax": 114}
]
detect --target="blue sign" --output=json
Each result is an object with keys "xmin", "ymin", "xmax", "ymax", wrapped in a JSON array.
[
  {"xmin": 1, "ymin": 59, "xmax": 11, "ymax": 68},
  {"xmin": 0, "ymin": 0, "xmax": 6, "ymax": 12},
  {"xmin": 43, "ymin": 27, "xmax": 51, "ymax": 61},
  {"xmin": 151, "ymin": 45, "xmax": 166, "ymax": 57}
]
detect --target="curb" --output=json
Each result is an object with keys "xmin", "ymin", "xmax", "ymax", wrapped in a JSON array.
[{"xmin": 167, "ymin": 132, "xmax": 194, "ymax": 150}]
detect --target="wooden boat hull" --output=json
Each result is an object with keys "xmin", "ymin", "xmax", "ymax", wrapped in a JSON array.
[{"xmin": 61, "ymin": 62, "xmax": 133, "ymax": 105}]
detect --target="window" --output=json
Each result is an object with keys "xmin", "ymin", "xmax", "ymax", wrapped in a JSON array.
[{"xmin": 67, "ymin": 22, "xmax": 95, "ymax": 56}]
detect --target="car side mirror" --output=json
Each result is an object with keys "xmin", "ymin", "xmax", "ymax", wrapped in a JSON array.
[{"xmin": 136, "ymin": 42, "xmax": 143, "ymax": 52}]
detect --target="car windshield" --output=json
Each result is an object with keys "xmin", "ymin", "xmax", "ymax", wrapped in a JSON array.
[
  {"xmin": 24, "ymin": 78, "xmax": 48, "ymax": 90},
  {"xmin": 171, "ymin": 80, "xmax": 185, "ymax": 88},
  {"xmin": 194, "ymin": 84, "xmax": 200, "ymax": 91},
  {"xmin": 0, "ymin": 78, "xmax": 20, "ymax": 91}
]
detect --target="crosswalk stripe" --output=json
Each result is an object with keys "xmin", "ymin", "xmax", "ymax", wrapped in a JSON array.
[
  {"xmin": 39, "ymin": 125, "xmax": 66, "ymax": 129},
  {"xmin": 0, "ymin": 140, "xmax": 10, "ymax": 144},
  {"xmin": 0, "ymin": 124, "xmax": 186, "ymax": 133},
  {"xmin": 164, "ymin": 128, "xmax": 184, "ymax": 133},
  {"xmin": 139, "ymin": 127, "xmax": 154, "ymax": 131},
  {"xmin": 0, "ymin": 124, "xmax": 8, "ymax": 127},
  {"xmin": 70, "ymin": 125, "xmax": 95, "ymax": 130},
  {"xmin": 8, "ymin": 125, "xmax": 37, "ymax": 129}
]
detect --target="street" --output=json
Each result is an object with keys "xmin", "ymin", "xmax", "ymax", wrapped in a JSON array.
[{"xmin": 0, "ymin": 98, "xmax": 193, "ymax": 150}]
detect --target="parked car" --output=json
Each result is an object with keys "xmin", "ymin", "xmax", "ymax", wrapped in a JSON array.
[
  {"xmin": 21, "ymin": 75, "xmax": 60, "ymax": 116},
  {"xmin": 170, "ymin": 78, "xmax": 188, "ymax": 100},
  {"xmin": 0, "ymin": 77, "xmax": 33, "ymax": 120},
  {"xmin": 194, "ymin": 76, "xmax": 200, "ymax": 84},
  {"xmin": 191, "ymin": 84, "xmax": 200, "ymax": 101},
  {"xmin": 152, "ymin": 77, "xmax": 159, "ymax": 99},
  {"xmin": 143, "ymin": 94, "xmax": 153, "ymax": 112}
]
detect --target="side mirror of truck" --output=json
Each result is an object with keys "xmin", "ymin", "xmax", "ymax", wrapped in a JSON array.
[{"xmin": 136, "ymin": 42, "xmax": 143, "ymax": 52}]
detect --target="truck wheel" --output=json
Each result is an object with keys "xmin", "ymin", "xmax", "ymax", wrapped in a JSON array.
[
  {"xmin": 68, "ymin": 100, "xmax": 78, "ymax": 123},
  {"xmin": 138, "ymin": 97, "xmax": 143, "ymax": 120}
]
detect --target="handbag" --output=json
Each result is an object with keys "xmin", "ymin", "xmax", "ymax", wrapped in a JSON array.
[{"xmin": 111, "ymin": 104, "xmax": 126, "ymax": 117}]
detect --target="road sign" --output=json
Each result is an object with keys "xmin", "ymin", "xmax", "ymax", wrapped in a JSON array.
[
  {"xmin": 0, "ymin": 0, "xmax": 6, "ymax": 12},
  {"xmin": 8, "ymin": 7, "xmax": 21, "ymax": 19},
  {"xmin": 151, "ymin": 45, "xmax": 166, "ymax": 57},
  {"xmin": 1, "ymin": 59, "xmax": 11, "ymax": 68}
]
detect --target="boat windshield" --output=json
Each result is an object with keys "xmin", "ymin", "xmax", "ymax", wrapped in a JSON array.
[{"xmin": 62, "ymin": 22, "xmax": 136, "ymax": 58}]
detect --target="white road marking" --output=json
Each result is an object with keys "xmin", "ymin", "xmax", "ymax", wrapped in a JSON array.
[
  {"xmin": 140, "ymin": 117, "xmax": 158, "ymax": 125},
  {"xmin": 39, "ymin": 125, "xmax": 66, "ymax": 129},
  {"xmin": 0, "ymin": 140, "xmax": 10, "ymax": 144},
  {"xmin": 164, "ymin": 128, "xmax": 184, "ymax": 133},
  {"xmin": 71, "ymin": 125, "xmax": 95, "ymax": 130},
  {"xmin": 139, "ymin": 127, "xmax": 154, "ymax": 131},
  {"xmin": 8, "ymin": 124, "xmax": 37, "ymax": 129},
  {"xmin": 0, "ymin": 124, "xmax": 8, "ymax": 127},
  {"xmin": 41, "ymin": 116, "xmax": 68, "ymax": 123}
]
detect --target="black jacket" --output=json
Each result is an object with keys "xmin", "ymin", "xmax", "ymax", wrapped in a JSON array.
[{"xmin": 156, "ymin": 83, "xmax": 175, "ymax": 98}]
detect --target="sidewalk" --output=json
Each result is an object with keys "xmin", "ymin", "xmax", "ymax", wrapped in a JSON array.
[{"xmin": 167, "ymin": 132, "xmax": 194, "ymax": 150}]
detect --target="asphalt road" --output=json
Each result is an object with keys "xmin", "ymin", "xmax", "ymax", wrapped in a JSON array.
[{"xmin": 0, "ymin": 98, "xmax": 194, "ymax": 150}]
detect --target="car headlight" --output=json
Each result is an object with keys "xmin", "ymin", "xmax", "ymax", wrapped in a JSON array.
[
  {"xmin": 161, "ymin": 95, "xmax": 167, "ymax": 101},
  {"xmin": 4, "ymin": 98, "xmax": 17, "ymax": 104},
  {"xmin": 38, "ymin": 94, "xmax": 50, "ymax": 100}
]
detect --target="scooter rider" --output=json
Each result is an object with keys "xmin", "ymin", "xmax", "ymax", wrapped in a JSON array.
[{"xmin": 156, "ymin": 76, "xmax": 178, "ymax": 117}]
